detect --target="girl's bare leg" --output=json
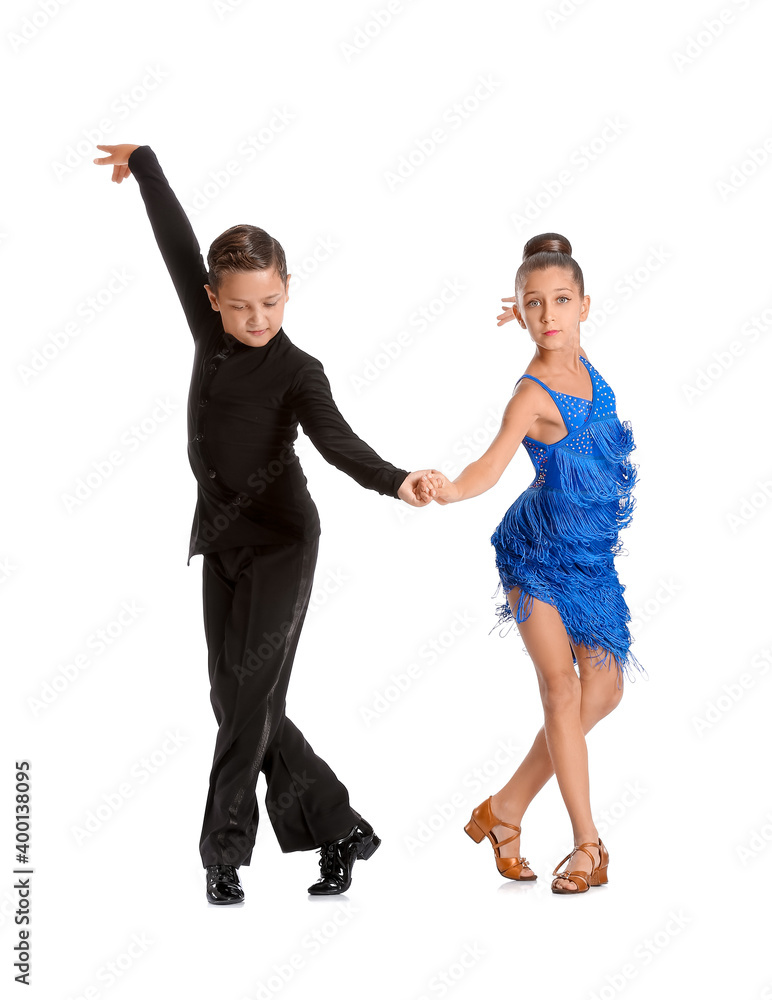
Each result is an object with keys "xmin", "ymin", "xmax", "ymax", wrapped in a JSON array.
[{"xmin": 488, "ymin": 586, "xmax": 623, "ymax": 889}]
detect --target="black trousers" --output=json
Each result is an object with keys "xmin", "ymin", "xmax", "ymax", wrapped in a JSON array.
[{"xmin": 198, "ymin": 534, "xmax": 359, "ymax": 867}]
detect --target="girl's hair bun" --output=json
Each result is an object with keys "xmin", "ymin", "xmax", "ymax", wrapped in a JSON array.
[
  {"xmin": 522, "ymin": 232, "xmax": 572, "ymax": 261},
  {"xmin": 514, "ymin": 232, "xmax": 584, "ymax": 300}
]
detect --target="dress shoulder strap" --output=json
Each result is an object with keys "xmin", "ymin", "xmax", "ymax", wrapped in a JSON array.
[
  {"xmin": 516, "ymin": 373, "xmax": 554, "ymax": 396},
  {"xmin": 515, "ymin": 373, "xmax": 575, "ymax": 429},
  {"xmin": 515, "ymin": 373, "xmax": 566, "ymax": 413}
]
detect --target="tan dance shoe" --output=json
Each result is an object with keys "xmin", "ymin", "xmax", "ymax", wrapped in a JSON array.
[
  {"xmin": 551, "ymin": 839, "xmax": 609, "ymax": 894},
  {"xmin": 464, "ymin": 796, "xmax": 536, "ymax": 881}
]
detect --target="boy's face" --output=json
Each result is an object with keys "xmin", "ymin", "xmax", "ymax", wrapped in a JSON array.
[{"xmin": 204, "ymin": 267, "xmax": 291, "ymax": 347}]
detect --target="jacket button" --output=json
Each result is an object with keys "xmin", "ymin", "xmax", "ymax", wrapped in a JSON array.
[
  {"xmin": 207, "ymin": 363, "xmax": 217, "ymax": 373},
  {"xmin": 208, "ymin": 469, "xmax": 216, "ymax": 478},
  {"xmin": 199, "ymin": 398, "xmax": 208, "ymax": 406},
  {"xmin": 195, "ymin": 432, "xmax": 204, "ymax": 442}
]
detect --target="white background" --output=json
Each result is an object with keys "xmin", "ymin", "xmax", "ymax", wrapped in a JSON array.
[{"xmin": 4, "ymin": 0, "xmax": 772, "ymax": 997}]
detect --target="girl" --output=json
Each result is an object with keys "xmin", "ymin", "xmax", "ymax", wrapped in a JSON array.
[
  {"xmin": 418, "ymin": 233, "xmax": 644, "ymax": 894},
  {"xmin": 93, "ymin": 142, "xmax": 436, "ymax": 904}
]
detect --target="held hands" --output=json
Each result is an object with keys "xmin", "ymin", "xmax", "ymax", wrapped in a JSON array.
[
  {"xmin": 93, "ymin": 144, "xmax": 141, "ymax": 182},
  {"xmin": 397, "ymin": 470, "xmax": 459, "ymax": 506},
  {"xmin": 415, "ymin": 472, "xmax": 460, "ymax": 505},
  {"xmin": 398, "ymin": 470, "xmax": 442, "ymax": 507}
]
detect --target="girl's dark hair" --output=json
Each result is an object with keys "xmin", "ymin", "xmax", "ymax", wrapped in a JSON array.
[
  {"xmin": 514, "ymin": 232, "xmax": 584, "ymax": 303},
  {"xmin": 207, "ymin": 224, "xmax": 287, "ymax": 293}
]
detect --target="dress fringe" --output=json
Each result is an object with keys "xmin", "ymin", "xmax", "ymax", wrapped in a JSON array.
[{"xmin": 490, "ymin": 413, "xmax": 644, "ymax": 682}]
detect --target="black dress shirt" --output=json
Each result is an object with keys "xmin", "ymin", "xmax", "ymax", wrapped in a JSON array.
[{"xmin": 128, "ymin": 145, "xmax": 410, "ymax": 565}]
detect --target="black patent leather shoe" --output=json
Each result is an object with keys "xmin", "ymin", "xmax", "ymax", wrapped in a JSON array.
[
  {"xmin": 206, "ymin": 864, "xmax": 244, "ymax": 904},
  {"xmin": 307, "ymin": 818, "xmax": 381, "ymax": 895}
]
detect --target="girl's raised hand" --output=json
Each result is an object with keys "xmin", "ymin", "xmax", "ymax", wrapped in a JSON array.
[
  {"xmin": 497, "ymin": 295, "xmax": 518, "ymax": 327},
  {"xmin": 93, "ymin": 143, "xmax": 142, "ymax": 183}
]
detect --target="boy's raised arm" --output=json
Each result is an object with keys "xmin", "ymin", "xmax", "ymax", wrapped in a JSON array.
[{"xmin": 94, "ymin": 143, "xmax": 214, "ymax": 341}]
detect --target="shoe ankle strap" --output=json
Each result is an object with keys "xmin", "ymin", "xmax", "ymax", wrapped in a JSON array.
[
  {"xmin": 492, "ymin": 830, "xmax": 521, "ymax": 850},
  {"xmin": 553, "ymin": 844, "xmax": 596, "ymax": 876}
]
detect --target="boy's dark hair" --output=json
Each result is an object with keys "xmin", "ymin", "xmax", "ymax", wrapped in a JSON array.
[{"xmin": 207, "ymin": 225, "xmax": 287, "ymax": 292}]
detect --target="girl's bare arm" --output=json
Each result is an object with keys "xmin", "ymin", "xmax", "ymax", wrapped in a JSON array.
[{"xmin": 422, "ymin": 380, "xmax": 543, "ymax": 504}]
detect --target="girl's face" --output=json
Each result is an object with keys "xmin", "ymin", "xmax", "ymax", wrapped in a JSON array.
[
  {"xmin": 513, "ymin": 266, "xmax": 590, "ymax": 349},
  {"xmin": 204, "ymin": 267, "xmax": 291, "ymax": 346}
]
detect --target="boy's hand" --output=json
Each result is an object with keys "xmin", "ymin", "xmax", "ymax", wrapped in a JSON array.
[{"xmin": 93, "ymin": 143, "xmax": 142, "ymax": 183}]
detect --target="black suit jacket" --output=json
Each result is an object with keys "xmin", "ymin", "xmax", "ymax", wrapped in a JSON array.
[{"xmin": 128, "ymin": 145, "xmax": 410, "ymax": 564}]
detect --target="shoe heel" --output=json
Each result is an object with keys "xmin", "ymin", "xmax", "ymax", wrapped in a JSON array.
[
  {"xmin": 357, "ymin": 834, "xmax": 381, "ymax": 860},
  {"xmin": 464, "ymin": 816, "xmax": 486, "ymax": 843},
  {"xmin": 591, "ymin": 840, "xmax": 609, "ymax": 885}
]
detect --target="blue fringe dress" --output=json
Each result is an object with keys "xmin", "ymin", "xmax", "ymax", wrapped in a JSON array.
[{"xmin": 490, "ymin": 355, "xmax": 643, "ymax": 681}]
